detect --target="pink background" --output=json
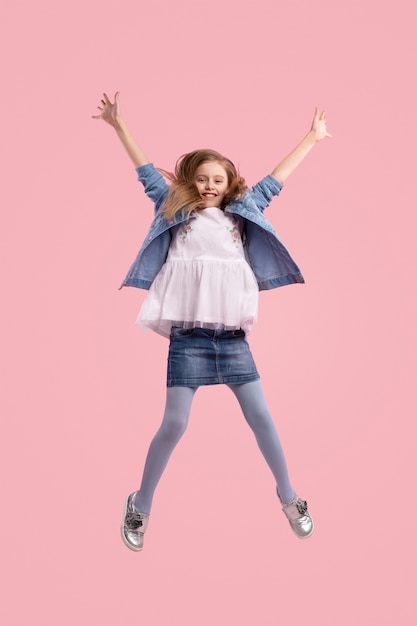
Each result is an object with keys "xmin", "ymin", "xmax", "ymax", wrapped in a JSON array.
[{"xmin": 2, "ymin": 0, "xmax": 416, "ymax": 624}]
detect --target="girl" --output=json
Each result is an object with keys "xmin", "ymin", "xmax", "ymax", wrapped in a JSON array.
[{"xmin": 93, "ymin": 92, "xmax": 331, "ymax": 551}]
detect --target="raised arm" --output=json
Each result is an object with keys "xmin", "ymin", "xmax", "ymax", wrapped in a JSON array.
[
  {"xmin": 92, "ymin": 92, "xmax": 149, "ymax": 168},
  {"xmin": 271, "ymin": 108, "xmax": 331, "ymax": 184}
]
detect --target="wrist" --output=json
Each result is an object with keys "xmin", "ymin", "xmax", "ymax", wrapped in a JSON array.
[
  {"xmin": 305, "ymin": 129, "xmax": 318, "ymax": 144},
  {"xmin": 113, "ymin": 116, "xmax": 126, "ymax": 133}
]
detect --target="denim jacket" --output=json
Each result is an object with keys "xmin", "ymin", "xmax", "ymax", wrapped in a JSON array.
[{"xmin": 120, "ymin": 163, "xmax": 304, "ymax": 291}]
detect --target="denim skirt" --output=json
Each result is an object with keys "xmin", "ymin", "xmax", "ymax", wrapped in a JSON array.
[{"xmin": 167, "ymin": 327, "xmax": 260, "ymax": 387}]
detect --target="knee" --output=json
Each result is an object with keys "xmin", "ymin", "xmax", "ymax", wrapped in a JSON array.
[
  {"xmin": 159, "ymin": 411, "xmax": 188, "ymax": 442},
  {"xmin": 246, "ymin": 407, "xmax": 274, "ymax": 433}
]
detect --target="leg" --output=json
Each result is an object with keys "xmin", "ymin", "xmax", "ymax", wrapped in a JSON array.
[
  {"xmin": 134, "ymin": 386, "xmax": 197, "ymax": 514},
  {"xmin": 228, "ymin": 379, "xmax": 295, "ymax": 503}
]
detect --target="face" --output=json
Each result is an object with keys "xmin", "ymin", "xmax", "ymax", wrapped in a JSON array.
[{"xmin": 194, "ymin": 161, "xmax": 229, "ymax": 208}]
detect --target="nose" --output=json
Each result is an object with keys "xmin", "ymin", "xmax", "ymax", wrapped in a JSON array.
[{"xmin": 205, "ymin": 179, "xmax": 214, "ymax": 189}]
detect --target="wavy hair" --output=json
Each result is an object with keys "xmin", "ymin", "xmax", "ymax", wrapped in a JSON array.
[{"xmin": 159, "ymin": 149, "xmax": 247, "ymax": 220}]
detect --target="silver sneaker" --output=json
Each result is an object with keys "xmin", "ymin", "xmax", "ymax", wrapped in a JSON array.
[
  {"xmin": 121, "ymin": 492, "xmax": 149, "ymax": 551},
  {"xmin": 281, "ymin": 494, "xmax": 314, "ymax": 539}
]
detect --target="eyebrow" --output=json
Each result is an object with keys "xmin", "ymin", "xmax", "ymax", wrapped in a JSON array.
[{"xmin": 195, "ymin": 174, "xmax": 225, "ymax": 179}]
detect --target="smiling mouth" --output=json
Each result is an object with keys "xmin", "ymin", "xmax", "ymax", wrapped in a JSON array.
[{"xmin": 202, "ymin": 192, "xmax": 217, "ymax": 197}]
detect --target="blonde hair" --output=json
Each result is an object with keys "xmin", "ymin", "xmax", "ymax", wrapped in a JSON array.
[{"xmin": 159, "ymin": 149, "xmax": 247, "ymax": 220}]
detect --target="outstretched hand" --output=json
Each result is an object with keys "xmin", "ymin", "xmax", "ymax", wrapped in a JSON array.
[
  {"xmin": 311, "ymin": 108, "xmax": 332, "ymax": 141},
  {"xmin": 92, "ymin": 92, "xmax": 121, "ymax": 127}
]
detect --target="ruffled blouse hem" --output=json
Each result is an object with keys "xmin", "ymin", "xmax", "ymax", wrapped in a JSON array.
[{"xmin": 136, "ymin": 316, "xmax": 257, "ymax": 339}]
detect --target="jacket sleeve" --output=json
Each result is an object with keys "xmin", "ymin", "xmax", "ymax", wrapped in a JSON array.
[
  {"xmin": 136, "ymin": 163, "xmax": 170, "ymax": 214},
  {"xmin": 250, "ymin": 175, "xmax": 283, "ymax": 212}
]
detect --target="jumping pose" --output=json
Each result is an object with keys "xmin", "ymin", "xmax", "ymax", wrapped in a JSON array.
[{"xmin": 93, "ymin": 93, "xmax": 331, "ymax": 550}]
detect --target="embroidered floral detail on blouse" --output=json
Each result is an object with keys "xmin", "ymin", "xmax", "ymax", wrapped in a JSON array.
[
  {"xmin": 180, "ymin": 222, "xmax": 193, "ymax": 242},
  {"xmin": 227, "ymin": 216, "xmax": 241, "ymax": 247}
]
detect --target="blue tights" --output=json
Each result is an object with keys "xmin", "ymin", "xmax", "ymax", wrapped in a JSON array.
[{"xmin": 134, "ymin": 380, "xmax": 295, "ymax": 514}]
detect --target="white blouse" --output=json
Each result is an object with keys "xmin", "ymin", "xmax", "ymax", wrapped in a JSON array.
[{"xmin": 136, "ymin": 207, "xmax": 259, "ymax": 338}]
